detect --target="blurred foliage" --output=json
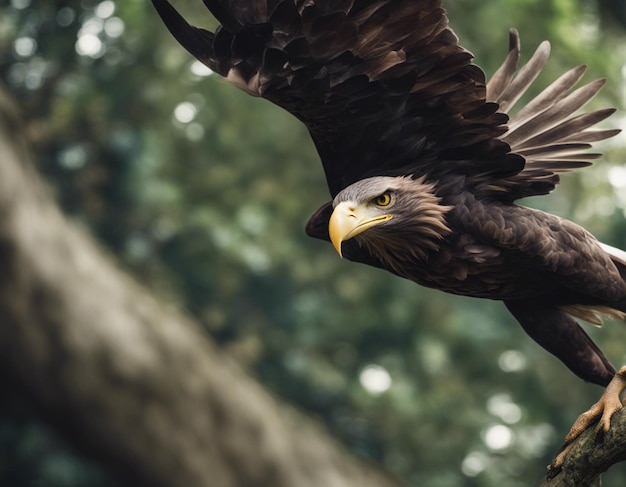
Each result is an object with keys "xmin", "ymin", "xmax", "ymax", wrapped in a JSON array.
[{"xmin": 1, "ymin": 0, "xmax": 626, "ymax": 486}]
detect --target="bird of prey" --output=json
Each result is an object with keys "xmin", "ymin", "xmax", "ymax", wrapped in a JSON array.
[{"xmin": 152, "ymin": 0, "xmax": 625, "ymax": 468}]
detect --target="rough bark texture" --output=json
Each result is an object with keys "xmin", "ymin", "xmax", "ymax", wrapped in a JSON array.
[
  {"xmin": 0, "ymin": 86, "xmax": 407, "ymax": 487},
  {"xmin": 540, "ymin": 407, "xmax": 626, "ymax": 486}
]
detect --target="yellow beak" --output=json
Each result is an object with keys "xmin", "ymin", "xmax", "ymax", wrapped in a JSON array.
[{"xmin": 328, "ymin": 201, "xmax": 392, "ymax": 257}]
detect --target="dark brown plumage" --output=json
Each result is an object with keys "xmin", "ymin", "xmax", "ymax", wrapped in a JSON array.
[{"xmin": 152, "ymin": 0, "xmax": 626, "ymax": 467}]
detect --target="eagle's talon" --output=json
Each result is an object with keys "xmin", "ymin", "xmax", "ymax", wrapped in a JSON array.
[
  {"xmin": 554, "ymin": 367, "xmax": 626, "ymax": 470},
  {"xmin": 549, "ymin": 443, "xmax": 574, "ymax": 473}
]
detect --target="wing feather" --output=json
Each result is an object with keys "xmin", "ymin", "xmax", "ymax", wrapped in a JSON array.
[
  {"xmin": 481, "ymin": 29, "xmax": 619, "ymax": 200},
  {"xmin": 152, "ymin": 0, "xmax": 520, "ymax": 196},
  {"xmin": 486, "ymin": 29, "xmax": 521, "ymax": 103},
  {"xmin": 505, "ymin": 78, "xmax": 607, "ymax": 147},
  {"xmin": 488, "ymin": 38, "xmax": 550, "ymax": 114},
  {"xmin": 152, "ymin": 2, "xmax": 618, "ymax": 201}
]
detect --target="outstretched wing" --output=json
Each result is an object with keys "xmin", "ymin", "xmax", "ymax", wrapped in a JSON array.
[
  {"xmin": 152, "ymin": 0, "xmax": 523, "ymax": 197},
  {"xmin": 482, "ymin": 29, "xmax": 620, "ymax": 200}
]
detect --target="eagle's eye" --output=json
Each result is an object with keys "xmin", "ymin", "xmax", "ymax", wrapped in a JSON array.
[{"xmin": 374, "ymin": 192, "xmax": 392, "ymax": 207}]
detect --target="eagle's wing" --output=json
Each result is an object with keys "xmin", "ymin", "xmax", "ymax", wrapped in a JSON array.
[
  {"xmin": 151, "ymin": 0, "xmax": 523, "ymax": 197},
  {"xmin": 481, "ymin": 29, "xmax": 620, "ymax": 200}
]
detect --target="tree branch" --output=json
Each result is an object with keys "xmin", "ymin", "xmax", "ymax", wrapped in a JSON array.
[
  {"xmin": 539, "ymin": 407, "xmax": 626, "ymax": 486},
  {"xmin": 0, "ymin": 85, "xmax": 407, "ymax": 487}
]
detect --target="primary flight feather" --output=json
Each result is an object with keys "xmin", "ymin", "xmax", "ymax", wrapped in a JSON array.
[{"xmin": 152, "ymin": 0, "xmax": 626, "ymax": 468}]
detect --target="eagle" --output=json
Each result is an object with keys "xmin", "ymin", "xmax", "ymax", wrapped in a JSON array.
[{"xmin": 151, "ymin": 0, "xmax": 625, "ymax": 468}]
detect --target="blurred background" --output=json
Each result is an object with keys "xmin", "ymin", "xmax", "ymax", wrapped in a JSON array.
[{"xmin": 1, "ymin": 0, "xmax": 625, "ymax": 486}]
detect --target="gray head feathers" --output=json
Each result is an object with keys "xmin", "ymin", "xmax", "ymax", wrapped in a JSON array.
[{"xmin": 334, "ymin": 176, "xmax": 452, "ymax": 271}]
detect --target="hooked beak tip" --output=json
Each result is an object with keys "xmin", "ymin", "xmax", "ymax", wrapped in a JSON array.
[
  {"xmin": 328, "ymin": 201, "xmax": 393, "ymax": 258},
  {"xmin": 329, "ymin": 202, "xmax": 356, "ymax": 258}
]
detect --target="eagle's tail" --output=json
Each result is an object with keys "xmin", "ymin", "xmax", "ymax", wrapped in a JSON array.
[
  {"xmin": 559, "ymin": 242, "xmax": 626, "ymax": 324},
  {"xmin": 600, "ymin": 242, "xmax": 626, "ymax": 313},
  {"xmin": 598, "ymin": 242, "xmax": 626, "ymax": 273}
]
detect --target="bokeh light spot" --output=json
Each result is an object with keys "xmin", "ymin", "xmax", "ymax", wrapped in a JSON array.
[
  {"xmin": 75, "ymin": 34, "xmax": 104, "ymax": 58},
  {"xmin": 608, "ymin": 166, "xmax": 626, "ymax": 189},
  {"xmin": 487, "ymin": 393, "xmax": 522, "ymax": 424},
  {"xmin": 483, "ymin": 424, "xmax": 513, "ymax": 451},
  {"xmin": 95, "ymin": 0, "xmax": 115, "ymax": 19},
  {"xmin": 359, "ymin": 364, "xmax": 392, "ymax": 395},
  {"xmin": 461, "ymin": 450, "xmax": 490, "ymax": 477},
  {"xmin": 14, "ymin": 37, "xmax": 37, "ymax": 57},
  {"xmin": 190, "ymin": 61, "xmax": 214, "ymax": 77},
  {"xmin": 104, "ymin": 17, "xmax": 125, "ymax": 38},
  {"xmin": 498, "ymin": 349, "xmax": 527, "ymax": 373},
  {"xmin": 56, "ymin": 7, "xmax": 76, "ymax": 27},
  {"xmin": 173, "ymin": 102, "xmax": 198, "ymax": 123}
]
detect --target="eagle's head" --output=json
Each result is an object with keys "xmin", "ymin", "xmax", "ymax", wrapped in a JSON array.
[{"xmin": 329, "ymin": 176, "xmax": 452, "ymax": 269}]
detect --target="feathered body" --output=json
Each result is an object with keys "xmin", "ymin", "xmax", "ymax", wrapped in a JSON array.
[{"xmin": 152, "ymin": 0, "xmax": 626, "ymax": 392}]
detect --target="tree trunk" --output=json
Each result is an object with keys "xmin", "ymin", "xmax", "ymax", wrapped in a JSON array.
[{"xmin": 0, "ymin": 85, "xmax": 407, "ymax": 487}]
